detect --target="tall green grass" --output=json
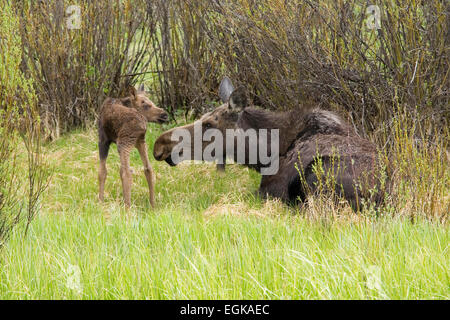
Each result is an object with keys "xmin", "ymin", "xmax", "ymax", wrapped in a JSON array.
[{"xmin": 0, "ymin": 125, "xmax": 448, "ymax": 299}]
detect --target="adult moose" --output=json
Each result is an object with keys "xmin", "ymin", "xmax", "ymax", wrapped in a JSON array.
[
  {"xmin": 98, "ymin": 85, "xmax": 168, "ymax": 208},
  {"xmin": 153, "ymin": 78, "xmax": 382, "ymax": 210}
]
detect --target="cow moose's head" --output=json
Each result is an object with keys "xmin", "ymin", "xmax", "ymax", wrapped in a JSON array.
[{"xmin": 153, "ymin": 77, "xmax": 250, "ymax": 166}]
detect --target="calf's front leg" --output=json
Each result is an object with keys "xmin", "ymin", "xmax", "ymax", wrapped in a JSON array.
[{"xmin": 136, "ymin": 140, "xmax": 155, "ymax": 208}]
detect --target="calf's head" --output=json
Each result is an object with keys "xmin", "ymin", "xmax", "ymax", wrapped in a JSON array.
[
  {"xmin": 153, "ymin": 77, "xmax": 249, "ymax": 166},
  {"xmin": 122, "ymin": 85, "xmax": 168, "ymax": 124}
]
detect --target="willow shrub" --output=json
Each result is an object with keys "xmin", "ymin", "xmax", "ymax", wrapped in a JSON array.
[
  {"xmin": 147, "ymin": 0, "xmax": 224, "ymax": 118},
  {"xmin": 0, "ymin": 1, "xmax": 50, "ymax": 247},
  {"xmin": 200, "ymin": 0, "xmax": 448, "ymax": 133}
]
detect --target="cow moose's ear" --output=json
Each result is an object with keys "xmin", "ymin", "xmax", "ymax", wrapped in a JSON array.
[
  {"xmin": 219, "ymin": 76, "xmax": 234, "ymax": 103},
  {"xmin": 139, "ymin": 84, "xmax": 145, "ymax": 92},
  {"xmin": 229, "ymin": 87, "xmax": 248, "ymax": 110}
]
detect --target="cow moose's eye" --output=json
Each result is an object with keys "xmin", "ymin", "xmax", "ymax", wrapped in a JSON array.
[{"xmin": 204, "ymin": 122, "xmax": 212, "ymax": 129}]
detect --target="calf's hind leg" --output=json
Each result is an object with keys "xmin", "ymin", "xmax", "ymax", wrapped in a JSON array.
[
  {"xmin": 136, "ymin": 139, "xmax": 155, "ymax": 208},
  {"xmin": 98, "ymin": 140, "xmax": 111, "ymax": 202},
  {"xmin": 118, "ymin": 140, "xmax": 134, "ymax": 208}
]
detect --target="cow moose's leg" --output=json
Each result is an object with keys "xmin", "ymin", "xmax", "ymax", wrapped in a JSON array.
[
  {"xmin": 98, "ymin": 139, "xmax": 111, "ymax": 202},
  {"xmin": 259, "ymin": 172, "xmax": 290, "ymax": 202},
  {"xmin": 136, "ymin": 139, "xmax": 155, "ymax": 208},
  {"xmin": 289, "ymin": 156, "xmax": 361, "ymax": 210},
  {"xmin": 118, "ymin": 140, "xmax": 134, "ymax": 208}
]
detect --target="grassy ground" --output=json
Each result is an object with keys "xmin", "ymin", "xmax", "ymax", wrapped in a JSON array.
[{"xmin": 0, "ymin": 123, "xmax": 448, "ymax": 299}]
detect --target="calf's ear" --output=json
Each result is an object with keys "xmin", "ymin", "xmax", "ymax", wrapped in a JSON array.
[
  {"xmin": 120, "ymin": 97, "xmax": 133, "ymax": 108},
  {"xmin": 219, "ymin": 76, "xmax": 234, "ymax": 103},
  {"xmin": 139, "ymin": 84, "xmax": 145, "ymax": 92},
  {"xmin": 229, "ymin": 87, "xmax": 248, "ymax": 110},
  {"xmin": 128, "ymin": 86, "xmax": 137, "ymax": 99}
]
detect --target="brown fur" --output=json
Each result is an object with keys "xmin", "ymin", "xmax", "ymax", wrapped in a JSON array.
[
  {"xmin": 153, "ymin": 82, "xmax": 383, "ymax": 210},
  {"xmin": 98, "ymin": 86, "xmax": 168, "ymax": 208}
]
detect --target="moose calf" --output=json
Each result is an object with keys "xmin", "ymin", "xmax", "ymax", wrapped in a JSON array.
[{"xmin": 98, "ymin": 85, "xmax": 168, "ymax": 208}]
